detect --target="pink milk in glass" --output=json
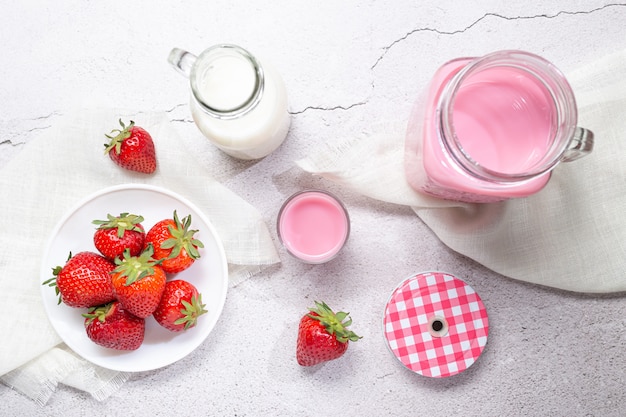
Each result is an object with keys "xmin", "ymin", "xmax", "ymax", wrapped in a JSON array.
[
  {"xmin": 405, "ymin": 50, "xmax": 594, "ymax": 203},
  {"xmin": 277, "ymin": 190, "xmax": 350, "ymax": 264}
]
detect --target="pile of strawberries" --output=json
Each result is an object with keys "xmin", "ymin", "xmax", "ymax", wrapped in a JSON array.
[
  {"xmin": 43, "ymin": 211, "xmax": 207, "ymax": 351},
  {"xmin": 76, "ymin": 119, "xmax": 362, "ymax": 364}
]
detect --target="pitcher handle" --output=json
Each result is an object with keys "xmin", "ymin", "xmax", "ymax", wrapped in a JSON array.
[
  {"xmin": 168, "ymin": 48, "xmax": 197, "ymax": 77},
  {"xmin": 561, "ymin": 127, "xmax": 594, "ymax": 162}
]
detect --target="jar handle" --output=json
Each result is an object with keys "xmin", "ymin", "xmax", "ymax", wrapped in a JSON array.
[
  {"xmin": 561, "ymin": 127, "xmax": 594, "ymax": 162},
  {"xmin": 168, "ymin": 48, "xmax": 197, "ymax": 78}
]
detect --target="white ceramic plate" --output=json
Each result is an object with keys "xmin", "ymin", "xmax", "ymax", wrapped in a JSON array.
[{"xmin": 40, "ymin": 184, "xmax": 229, "ymax": 372}]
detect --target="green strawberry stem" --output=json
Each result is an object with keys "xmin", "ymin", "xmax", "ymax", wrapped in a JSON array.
[
  {"xmin": 113, "ymin": 245, "xmax": 161, "ymax": 286},
  {"xmin": 161, "ymin": 210, "xmax": 204, "ymax": 260},
  {"xmin": 83, "ymin": 302, "xmax": 114, "ymax": 324},
  {"xmin": 308, "ymin": 301, "xmax": 362, "ymax": 343},
  {"xmin": 103, "ymin": 119, "xmax": 135, "ymax": 155},
  {"xmin": 92, "ymin": 212, "xmax": 144, "ymax": 238},
  {"xmin": 175, "ymin": 294, "xmax": 208, "ymax": 330}
]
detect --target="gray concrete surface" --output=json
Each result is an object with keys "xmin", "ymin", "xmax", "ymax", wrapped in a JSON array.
[{"xmin": 1, "ymin": 1, "xmax": 625, "ymax": 416}]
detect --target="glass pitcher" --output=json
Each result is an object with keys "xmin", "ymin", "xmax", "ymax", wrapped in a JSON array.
[{"xmin": 169, "ymin": 44, "xmax": 290, "ymax": 160}]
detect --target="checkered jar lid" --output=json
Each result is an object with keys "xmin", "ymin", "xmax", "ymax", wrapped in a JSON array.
[{"xmin": 383, "ymin": 272, "xmax": 489, "ymax": 378}]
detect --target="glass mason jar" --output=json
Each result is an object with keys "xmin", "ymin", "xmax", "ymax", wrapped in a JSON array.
[
  {"xmin": 169, "ymin": 44, "xmax": 291, "ymax": 160},
  {"xmin": 405, "ymin": 50, "xmax": 594, "ymax": 203}
]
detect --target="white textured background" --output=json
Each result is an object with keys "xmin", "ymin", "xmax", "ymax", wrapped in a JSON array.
[{"xmin": 2, "ymin": 1, "xmax": 626, "ymax": 416}]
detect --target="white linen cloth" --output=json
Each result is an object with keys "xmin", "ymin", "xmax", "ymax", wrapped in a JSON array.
[
  {"xmin": 298, "ymin": 49, "xmax": 626, "ymax": 294},
  {"xmin": 0, "ymin": 109, "xmax": 280, "ymax": 404}
]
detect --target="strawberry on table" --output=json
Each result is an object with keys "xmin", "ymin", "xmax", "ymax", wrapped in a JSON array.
[
  {"xmin": 145, "ymin": 210, "xmax": 204, "ymax": 274},
  {"xmin": 92, "ymin": 212, "xmax": 146, "ymax": 261},
  {"xmin": 84, "ymin": 301, "xmax": 145, "ymax": 351},
  {"xmin": 104, "ymin": 119, "xmax": 157, "ymax": 174},
  {"xmin": 296, "ymin": 301, "xmax": 361, "ymax": 367},
  {"xmin": 43, "ymin": 251, "xmax": 116, "ymax": 308},
  {"xmin": 153, "ymin": 279, "xmax": 208, "ymax": 332},
  {"xmin": 111, "ymin": 246, "xmax": 167, "ymax": 319}
]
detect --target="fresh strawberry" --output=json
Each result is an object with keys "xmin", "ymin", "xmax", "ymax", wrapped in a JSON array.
[
  {"xmin": 111, "ymin": 246, "xmax": 167, "ymax": 318},
  {"xmin": 84, "ymin": 301, "xmax": 145, "ymax": 350},
  {"xmin": 43, "ymin": 251, "xmax": 116, "ymax": 308},
  {"xmin": 153, "ymin": 280, "xmax": 208, "ymax": 332},
  {"xmin": 144, "ymin": 210, "xmax": 204, "ymax": 274},
  {"xmin": 92, "ymin": 212, "xmax": 146, "ymax": 261},
  {"xmin": 296, "ymin": 301, "xmax": 361, "ymax": 366},
  {"xmin": 104, "ymin": 119, "xmax": 157, "ymax": 174}
]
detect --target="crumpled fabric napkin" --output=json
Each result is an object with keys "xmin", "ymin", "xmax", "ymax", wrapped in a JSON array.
[
  {"xmin": 0, "ymin": 109, "xmax": 280, "ymax": 404},
  {"xmin": 298, "ymin": 48, "xmax": 626, "ymax": 294}
]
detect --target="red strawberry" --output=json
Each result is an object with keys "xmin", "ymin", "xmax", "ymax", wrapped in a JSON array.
[
  {"xmin": 144, "ymin": 210, "xmax": 204, "ymax": 274},
  {"xmin": 84, "ymin": 301, "xmax": 145, "ymax": 350},
  {"xmin": 92, "ymin": 212, "xmax": 146, "ymax": 261},
  {"xmin": 153, "ymin": 280, "xmax": 208, "ymax": 332},
  {"xmin": 104, "ymin": 119, "xmax": 157, "ymax": 174},
  {"xmin": 296, "ymin": 301, "xmax": 361, "ymax": 366},
  {"xmin": 43, "ymin": 251, "xmax": 116, "ymax": 308},
  {"xmin": 111, "ymin": 246, "xmax": 167, "ymax": 318}
]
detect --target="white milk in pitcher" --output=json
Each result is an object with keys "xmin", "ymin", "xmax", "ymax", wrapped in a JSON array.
[{"xmin": 187, "ymin": 45, "xmax": 290, "ymax": 160}]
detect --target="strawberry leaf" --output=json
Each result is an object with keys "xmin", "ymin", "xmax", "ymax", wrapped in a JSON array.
[
  {"xmin": 161, "ymin": 211, "xmax": 204, "ymax": 261},
  {"xmin": 308, "ymin": 301, "xmax": 362, "ymax": 343},
  {"xmin": 113, "ymin": 246, "xmax": 158, "ymax": 286}
]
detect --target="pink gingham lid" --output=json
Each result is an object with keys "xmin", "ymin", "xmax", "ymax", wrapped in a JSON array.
[{"xmin": 383, "ymin": 272, "xmax": 489, "ymax": 378}]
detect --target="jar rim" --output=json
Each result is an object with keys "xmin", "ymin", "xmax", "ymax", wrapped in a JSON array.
[
  {"xmin": 438, "ymin": 50, "xmax": 579, "ymax": 182},
  {"xmin": 276, "ymin": 189, "xmax": 350, "ymax": 264},
  {"xmin": 190, "ymin": 44, "xmax": 264, "ymax": 120}
]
